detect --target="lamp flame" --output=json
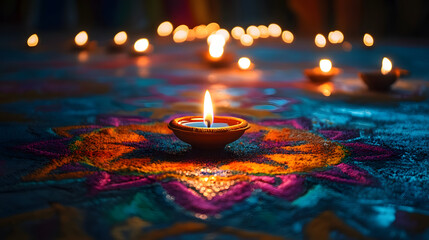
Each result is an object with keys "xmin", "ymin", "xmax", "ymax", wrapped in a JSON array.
[
  {"xmin": 231, "ymin": 27, "xmax": 245, "ymax": 40},
  {"xmin": 363, "ymin": 33, "xmax": 374, "ymax": 47},
  {"xmin": 315, "ymin": 34, "xmax": 326, "ymax": 48},
  {"xmin": 238, "ymin": 57, "xmax": 251, "ymax": 70},
  {"xmin": 27, "ymin": 34, "xmax": 38, "ymax": 47},
  {"xmin": 319, "ymin": 59, "xmax": 332, "ymax": 73},
  {"xmin": 114, "ymin": 31, "xmax": 127, "ymax": 45},
  {"xmin": 134, "ymin": 38, "xmax": 149, "ymax": 52},
  {"xmin": 381, "ymin": 57, "xmax": 392, "ymax": 75},
  {"xmin": 204, "ymin": 90, "xmax": 214, "ymax": 128},
  {"xmin": 75, "ymin": 31, "xmax": 88, "ymax": 46},
  {"xmin": 157, "ymin": 21, "xmax": 173, "ymax": 36},
  {"xmin": 209, "ymin": 44, "xmax": 224, "ymax": 58},
  {"xmin": 281, "ymin": 30, "xmax": 294, "ymax": 43}
]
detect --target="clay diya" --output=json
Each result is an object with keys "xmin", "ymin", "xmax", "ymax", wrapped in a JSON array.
[
  {"xmin": 107, "ymin": 31, "xmax": 128, "ymax": 52},
  {"xmin": 71, "ymin": 31, "xmax": 97, "ymax": 51},
  {"xmin": 304, "ymin": 59, "xmax": 341, "ymax": 84},
  {"xmin": 130, "ymin": 38, "xmax": 153, "ymax": 56},
  {"xmin": 169, "ymin": 90, "xmax": 250, "ymax": 150},
  {"xmin": 359, "ymin": 57, "xmax": 399, "ymax": 92}
]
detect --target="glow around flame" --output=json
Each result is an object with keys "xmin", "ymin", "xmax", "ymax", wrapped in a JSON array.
[
  {"xmin": 381, "ymin": 57, "xmax": 392, "ymax": 75},
  {"xmin": 75, "ymin": 31, "xmax": 88, "ymax": 46},
  {"xmin": 319, "ymin": 59, "xmax": 332, "ymax": 73},
  {"xmin": 203, "ymin": 90, "xmax": 214, "ymax": 128},
  {"xmin": 114, "ymin": 31, "xmax": 127, "ymax": 45},
  {"xmin": 27, "ymin": 34, "xmax": 38, "ymax": 47}
]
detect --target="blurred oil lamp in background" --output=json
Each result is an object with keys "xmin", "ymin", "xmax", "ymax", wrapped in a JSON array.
[
  {"xmin": 27, "ymin": 34, "xmax": 39, "ymax": 48},
  {"xmin": 157, "ymin": 21, "xmax": 173, "ymax": 37},
  {"xmin": 72, "ymin": 31, "xmax": 96, "ymax": 51},
  {"xmin": 363, "ymin": 33, "xmax": 374, "ymax": 47},
  {"xmin": 304, "ymin": 59, "xmax": 340, "ymax": 83},
  {"xmin": 359, "ymin": 57, "xmax": 401, "ymax": 91},
  {"xmin": 203, "ymin": 34, "xmax": 234, "ymax": 67},
  {"xmin": 246, "ymin": 25, "xmax": 260, "ymax": 39},
  {"xmin": 258, "ymin": 25, "xmax": 269, "ymax": 38},
  {"xmin": 132, "ymin": 38, "xmax": 152, "ymax": 56},
  {"xmin": 107, "ymin": 31, "xmax": 128, "ymax": 52},
  {"xmin": 281, "ymin": 30, "xmax": 294, "ymax": 44},
  {"xmin": 231, "ymin": 26, "xmax": 245, "ymax": 40},
  {"xmin": 240, "ymin": 34, "xmax": 253, "ymax": 47},
  {"xmin": 268, "ymin": 23, "xmax": 282, "ymax": 37},
  {"xmin": 315, "ymin": 34, "xmax": 327, "ymax": 48},
  {"xmin": 168, "ymin": 90, "xmax": 250, "ymax": 150},
  {"xmin": 238, "ymin": 57, "xmax": 253, "ymax": 70},
  {"xmin": 328, "ymin": 30, "xmax": 344, "ymax": 44}
]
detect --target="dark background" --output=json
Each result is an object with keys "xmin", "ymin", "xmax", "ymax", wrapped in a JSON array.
[{"xmin": 1, "ymin": 0, "xmax": 429, "ymax": 38}]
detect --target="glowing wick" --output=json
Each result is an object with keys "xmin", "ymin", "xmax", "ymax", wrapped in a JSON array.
[
  {"xmin": 27, "ymin": 34, "xmax": 38, "ymax": 47},
  {"xmin": 203, "ymin": 90, "xmax": 214, "ymax": 128},
  {"xmin": 381, "ymin": 57, "xmax": 392, "ymax": 75},
  {"xmin": 114, "ymin": 31, "xmax": 127, "ymax": 45},
  {"xmin": 319, "ymin": 59, "xmax": 332, "ymax": 73},
  {"xmin": 238, "ymin": 57, "xmax": 251, "ymax": 70},
  {"xmin": 134, "ymin": 38, "xmax": 149, "ymax": 52},
  {"xmin": 75, "ymin": 31, "xmax": 88, "ymax": 46}
]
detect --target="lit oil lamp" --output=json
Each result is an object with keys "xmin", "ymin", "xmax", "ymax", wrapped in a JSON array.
[
  {"xmin": 27, "ymin": 34, "xmax": 39, "ymax": 48},
  {"xmin": 72, "ymin": 31, "xmax": 96, "ymax": 51},
  {"xmin": 304, "ymin": 59, "xmax": 340, "ymax": 83},
  {"xmin": 107, "ymin": 31, "xmax": 128, "ymax": 52},
  {"xmin": 202, "ymin": 35, "xmax": 234, "ymax": 68},
  {"xmin": 168, "ymin": 90, "xmax": 250, "ymax": 150},
  {"xmin": 359, "ymin": 57, "xmax": 400, "ymax": 91},
  {"xmin": 131, "ymin": 38, "xmax": 153, "ymax": 56},
  {"xmin": 238, "ymin": 57, "xmax": 254, "ymax": 70}
]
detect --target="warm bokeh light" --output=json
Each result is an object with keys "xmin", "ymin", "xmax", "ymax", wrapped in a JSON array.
[
  {"xmin": 203, "ymin": 90, "xmax": 214, "ymax": 128},
  {"xmin": 381, "ymin": 57, "xmax": 392, "ymax": 75},
  {"xmin": 238, "ymin": 57, "xmax": 251, "ymax": 70},
  {"xmin": 173, "ymin": 25, "xmax": 189, "ymax": 34},
  {"xmin": 173, "ymin": 30, "xmax": 188, "ymax": 43},
  {"xmin": 363, "ymin": 33, "xmax": 374, "ymax": 47},
  {"xmin": 207, "ymin": 34, "xmax": 226, "ymax": 46},
  {"xmin": 318, "ymin": 83, "xmax": 334, "ymax": 97},
  {"xmin": 75, "ymin": 31, "xmax": 88, "ymax": 46},
  {"xmin": 157, "ymin": 21, "xmax": 173, "ymax": 37},
  {"xmin": 246, "ymin": 25, "xmax": 260, "ymax": 39},
  {"xmin": 258, "ymin": 25, "xmax": 269, "ymax": 38},
  {"xmin": 77, "ymin": 51, "xmax": 89, "ymax": 62},
  {"xmin": 113, "ymin": 31, "xmax": 127, "ymax": 45},
  {"xmin": 216, "ymin": 29, "xmax": 230, "ymax": 42},
  {"xmin": 315, "ymin": 34, "xmax": 326, "ymax": 48},
  {"xmin": 209, "ymin": 44, "xmax": 224, "ymax": 58},
  {"xmin": 186, "ymin": 29, "xmax": 196, "ymax": 41},
  {"xmin": 319, "ymin": 59, "xmax": 332, "ymax": 73},
  {"xmin": 342, "ymin": 41, "xmax": 352, "ymax": 51},
  {"xmin": 195, "ymin": 25, "xmax": 208, "ymax": 39},
  {"xmin": 134, "ymin": 38, "xmax": 149, "ymax": 52},
  {"xmin": 231, "ymin": 27, "xmax": 245, "ymax": 40},
  {"xmin": 328, "ymin": 30, "xmax": 344, "ymax": 44},
  {"xmin": 240, "ymin": 34, "xmax": 253, "ymax": 47},
  {"xmin": 268, "ymin": 23, "xmax": 282, "ymax": 37},
  {"xmin": 27, "ymin": 34, "xmax": 38, "ymax": 47},
  {"xmin": 281, "ymin": 30, "xmax": 294, "ymax": 43},
  {"xmin": 206, "ymin": 22, "xmax": 220, "ymax": 34}
]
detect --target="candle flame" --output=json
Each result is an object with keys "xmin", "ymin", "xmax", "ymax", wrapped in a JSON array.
[
  {"xmin": 204, "ymin": 90, "xmax": 214, "ymax": 128},
  {"xmin": 134, "ymin": 38, "xmax": 149, "ymax": 52},
  {"xmin": 114, "ymin": 31, "xmax": 127, "ymax": 45},
  {"xmin": 319, "ymin": 59, "xmax": 332, "ymax": 73},
  {"xmin": 238, "ymin": 57, "xmax": 251, "ymax": 70},
  {"xmin": 315, "ymin": 34, "xmax": 326, "ymax": 48},
  {"xmin": 75, "ymin": 31, "xmax": 88, "ymax": 46},
  {"xmin": 27, "ymin": 34, "xmax": 38, "ymax": 47},
  {"xmin": 363, "ymin": 33, "xmax": 374, "ymax": 47},
  {"xmin": 157, "ymin": 21, "xmax": 173, "ymax": 37},
  {"xmin": 381, "ymin": 57, "xmax": 392, "ymax": 75}
]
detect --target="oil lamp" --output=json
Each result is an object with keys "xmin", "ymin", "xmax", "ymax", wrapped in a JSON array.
[
  {"xmin": 107, "ymin": 31, "xmax": 128, "ymax": 52},
  {"xmin": 131, "ymin": 38, "xmax": 152, "ymax": 56},
  {"xmin": 202, "ymin": 35, "xmax": 234, "ymax": 67},
  {"xmin": 72, "ymin": 31, "xmax": 96, "ymax": 51},
  {"xmin": 169, "ymin": 90, "xmax": 250, "ymax": 150},
  {"xmin": 304, "ymin": 59, "xmax": 340, "ymax": 83},
  {"xmin": 359, "ymin": 57, "xmax": 399, "ymax": 91}
]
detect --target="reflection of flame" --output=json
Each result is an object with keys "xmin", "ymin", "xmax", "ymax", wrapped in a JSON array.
[
  {"xmin": 381, "ymin": 57, "xmax": 392, "ymax": 75},
  {"xmin": 157, "ymin": 21, "xmax": 173, "ymax": 36},
  {"xmin": 268, "ymin": 23, "xmax": 282, "ymax": 37},
  {"xmin": 246, "ymin": 25, "xmax": 260, "ymax": 39},
  {"xmin": 315, "ymin": 34, "xmax": 326, "ymax": 48},
  {"xmin": 318, "ymin": 83, "xmax": 334, "ymax": 97},
  {"xmin": 281, "ymin": 30, "xmax": 294, "ymax": 43},
  {"xmin": 204, "ymin": 90, "xmax": 214, "ymax": 128},
  {"xmin": 27, "ymin": 34, "xmax": 38, "ymax": 47},
  {"xmin": 363, "ymin": 33, "xmax": 374, "ymax": 47},
  {"xmin": 114, "ymin": 31, "xmax": 127, "ymax": 45},
  {"xmin": 240, "ymin": 34, "xmax": 253, "ymax": 46},
  {"xmin": 238, "ymin": 57, "xmax": 251, "ymax": 70},
  {"xmin": 75, "ymin": 31, "xmax": 88, "ymax": 46},
  {"xmin": 209, "ymin": 44, "xmax": 224, "ymax": 58},
  {"xmin": 134, "ymin": 38, "xmax": 149, "ymax": 52},
  {"xmin": 231, "ymin": 26, "xmax": 245, "ymax": 40},
  {"xmin": 319, "ymin": 59, "xmax": 332, "ymax": 73}
]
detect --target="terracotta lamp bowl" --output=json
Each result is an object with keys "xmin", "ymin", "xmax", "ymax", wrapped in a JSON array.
[
  {"xmin": 168, "ymin": 116, "xmax": 250, "ymax": 150},
  {"xmin": 304, "ymin": 67, "xmax": 341, "ymax": 84},
  {"xmin": 359, "ymin": 72, "xmax": 398, "ymax": 92},
  {"xmin": 200, "ymin": 51, "xmax": 235, "ymax": 68}
]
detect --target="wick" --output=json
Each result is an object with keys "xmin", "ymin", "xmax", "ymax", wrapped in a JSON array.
[{"xmin": 205, "ymin": 119, "xmax": 212, "ymax": 128}]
